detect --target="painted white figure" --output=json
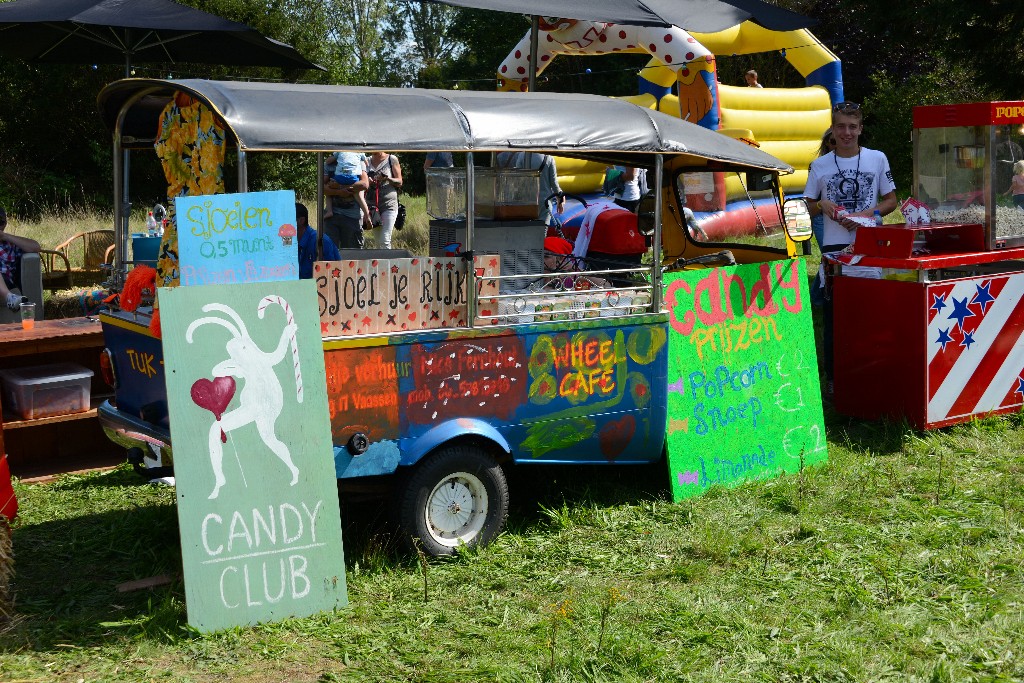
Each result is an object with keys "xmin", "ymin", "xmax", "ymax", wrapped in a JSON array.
[{"xmin": 186, "ymin": 298, "xmax": 302, "ymax": 499}]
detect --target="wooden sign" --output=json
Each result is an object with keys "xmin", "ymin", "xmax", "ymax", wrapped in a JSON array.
[
  {"xmin": 315, "ymin": 256, "xmax": 494, "ymax": 336},
  {"xmin": 161, "ymin": 280, "xmax": 346, "ymax": 632},
  {"xmin": 175, "ymin": 190, "xmax": 299, "ymax": 286},
  {"xmin": 474, "ymin": 254, "xmax": 501, "ymax": 326},
  {"xmin": 663, "ymin": 259, "xmax": 827, "ymax": 501}
]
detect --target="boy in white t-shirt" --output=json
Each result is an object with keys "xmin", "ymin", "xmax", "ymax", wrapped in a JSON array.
[
  {"xmin": 805, "ymin": 102, "xmax": 897, "ymax": 251},
  {"xmin": 803, "ymin": 101, "xmax": 898, "ymax": 396}
]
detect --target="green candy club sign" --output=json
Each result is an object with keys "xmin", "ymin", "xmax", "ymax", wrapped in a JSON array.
[
  {"xmin": 664, "ymin": 259, "xmax": 827, "ymax": 501},
  {"xmin": 161, "ymin": 280, "xmax": 346, "ymax": 632}
]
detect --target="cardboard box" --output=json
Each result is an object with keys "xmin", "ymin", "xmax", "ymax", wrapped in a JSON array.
[{"xmin": 0, "ymin": 363, "xmax": 93, "ymax": 420}]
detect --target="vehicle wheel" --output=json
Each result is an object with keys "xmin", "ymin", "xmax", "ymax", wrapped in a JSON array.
[{"xmin": 399, "ymin": 444, "xmax": 509, "ymax": 557}]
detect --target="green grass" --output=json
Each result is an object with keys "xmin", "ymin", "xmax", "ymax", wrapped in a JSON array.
[
  {"xmin": 1, "ymin": 409, "xmax": 1022, "ymax": 682},
  {"xmin": 3, "ymin": 204, "xmax": 1020, "ymax": 681}
]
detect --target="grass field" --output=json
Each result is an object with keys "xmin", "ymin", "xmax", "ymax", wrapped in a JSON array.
[
  {"xmin": 1, "ymin": 404, "xmax": 1022, "ymax": 682},
  {"xmin": 2, "ymin": 204, "xmax": 1020, "ymax": 681}
]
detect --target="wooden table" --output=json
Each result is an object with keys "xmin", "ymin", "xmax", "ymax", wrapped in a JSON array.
[{"xmin": 0, "ymin": 317, "xmax": 123, "ymax": 481}]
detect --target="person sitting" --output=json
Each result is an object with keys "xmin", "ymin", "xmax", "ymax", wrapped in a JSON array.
[
  {"xmin": 0, "ymin": 206, "xmax": 41, "ymax": 310},
  {"xmin": 295, "ymin": 202, "xmax": 340, "ymax": 279}
]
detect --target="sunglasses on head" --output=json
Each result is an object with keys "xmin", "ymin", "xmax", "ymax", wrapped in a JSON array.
[{"xmin": 833, "ymin": 101, "xmax": 861, "ymax": 113}]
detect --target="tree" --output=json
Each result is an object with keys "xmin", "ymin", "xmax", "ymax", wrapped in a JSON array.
[
  {"xmin": 865, "ymin": 58, "xmax": 996, "ymax": 195},
  {"xmin": 398, "ymin": 0, "xmax": 462, "ymax": 87},
  {"xmin": 319, "ymin": 0, "xmax": 404, "ymax": 86}
]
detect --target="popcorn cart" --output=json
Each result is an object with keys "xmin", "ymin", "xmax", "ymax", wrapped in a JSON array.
[{"xmin": 833, "ymin": 101, "xmax": 1024, "ymax": 428}]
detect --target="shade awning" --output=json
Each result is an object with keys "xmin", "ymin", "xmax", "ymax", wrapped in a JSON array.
[{"xmin": 97, "ymin": 79, "xmax": 794, "ymax": 173}]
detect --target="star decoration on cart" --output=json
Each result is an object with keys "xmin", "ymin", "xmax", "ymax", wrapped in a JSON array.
[
  {"xmin": 972, "ymin": 281, "xmax": 995, "ymax": 314},
  {"xmin": 1015, "ymin": 376, "xmax": 1024, "ymax": 397},
  {"xmin": 947, "ymin": 296, "xmax": 975, "ymax": 331},
  {"xmin": 960, "ymin": 329, "xmax": 976, "ymax": 350},
  {"xmin": 930, "ymin": 292, "xmax": 947, "ymax": 313},
  {"xmin": 935, "ymin": 327, "xmax": 953, "ymax": 351}
]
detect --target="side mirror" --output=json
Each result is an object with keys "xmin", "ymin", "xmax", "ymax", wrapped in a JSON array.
[
  {"xmin": 745, "ymin": 171, "xmax": 776, "ymax": 192},
  {"xmin": 783, "ymin": 198, "xmax": 813, "ymax": 242}
]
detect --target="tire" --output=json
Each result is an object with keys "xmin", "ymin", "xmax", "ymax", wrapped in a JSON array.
[{"xmin": 399, "ymin": 444, "xmax": 509, "ymax": 557}]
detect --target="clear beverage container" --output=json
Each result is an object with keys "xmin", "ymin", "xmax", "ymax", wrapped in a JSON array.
[{"xmin": 19, "ymin": 298, "xmax": 35, "ymax": 331}]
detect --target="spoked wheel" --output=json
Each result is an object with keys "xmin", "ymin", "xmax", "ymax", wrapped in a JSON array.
[{"xmin": 399, "ymin": 444, "xmax": 509, "ymax": 557}]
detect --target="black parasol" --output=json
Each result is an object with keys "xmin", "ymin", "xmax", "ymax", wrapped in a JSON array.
[{"xmin": 0, "ymin": 0, "xmax": 323, "ymax": 76}]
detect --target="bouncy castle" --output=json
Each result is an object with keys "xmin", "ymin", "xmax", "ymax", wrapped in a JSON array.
[{"xmin": 496, "ymin": 18, "xmax": 843, "ymax": 237}]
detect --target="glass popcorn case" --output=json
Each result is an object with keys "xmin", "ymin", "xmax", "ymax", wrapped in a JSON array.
[{"xmin": 913, "ymin": 101, "xmax": 1024, "ymax": 250}]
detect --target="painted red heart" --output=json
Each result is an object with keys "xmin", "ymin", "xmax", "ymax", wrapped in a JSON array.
[
  {"xmin": 191, "ymin": 376, "xmax": 236, "ymax": 420},
  {"xmin": 599, "ymin": 414, "xmax": 636, "ymax": 461}
]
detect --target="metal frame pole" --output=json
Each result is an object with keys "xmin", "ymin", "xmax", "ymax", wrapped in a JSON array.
[
  {"xmin": 237, "ymin": 150, "xmax": 248, "ymax": 192},
  {"xmin": 465, "ymin": 152, "xmax": 476, "ymax": 326},
  {"xmin": 652, "ymin": 155, "xmax": 664, "ymax": 311}
]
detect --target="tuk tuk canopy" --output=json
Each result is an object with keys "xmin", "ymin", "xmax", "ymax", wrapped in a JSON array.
[{"xmin": 97, "ymin": 78, "xmax": 793, "ymax": 173}]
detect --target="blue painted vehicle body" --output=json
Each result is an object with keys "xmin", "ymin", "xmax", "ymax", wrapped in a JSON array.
[{"xmin": 100, "ymin": 309, "xmax": 670, "ymax": 479}]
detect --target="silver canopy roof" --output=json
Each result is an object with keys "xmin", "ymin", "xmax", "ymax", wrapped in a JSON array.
[{"xmin": 97, "ymin": 78, "xmax": 792, "ymax": 172}]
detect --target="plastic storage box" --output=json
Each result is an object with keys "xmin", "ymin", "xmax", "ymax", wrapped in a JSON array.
[
  {"xmin": 425, "ymin": 168, "xmax": 540, "ymax": 220},
  {"xmin": 0, "ymin": 363, "xmax": 93, "ymax": 420}
]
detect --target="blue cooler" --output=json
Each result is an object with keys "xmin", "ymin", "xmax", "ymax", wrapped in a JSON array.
[{"xmin": 131, "ymin": 233, "xmax": 161, "ymax": 268}]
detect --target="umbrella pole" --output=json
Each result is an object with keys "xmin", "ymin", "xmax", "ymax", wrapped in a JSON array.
[
  {"xmin": 118, "ymin": 55, "xmax": 131, "ymax": 287},
  {"xmin": 528, "ymin": 15, "xmax": 539, "ymax": 92}
]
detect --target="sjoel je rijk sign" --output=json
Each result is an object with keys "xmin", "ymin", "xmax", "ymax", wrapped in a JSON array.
[
  {"xmin": 161, "ymin": 279, "xmax": 346, "ymax": 632},
  {"xmin": 663, "ymin": 259, "xmax": 827, "ymax": 501}
]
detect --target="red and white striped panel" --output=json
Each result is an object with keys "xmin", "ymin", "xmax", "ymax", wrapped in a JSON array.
[{"xmin": 927, "ymin": 272, "xmax": 1024, "ymax": 423}]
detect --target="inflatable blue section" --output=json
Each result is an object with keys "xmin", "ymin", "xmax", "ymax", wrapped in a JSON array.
[
  {"xmin": 637, "ymin": 76, "xmax": 671, "ymax": 103},
  {"xmin": 805, "ymin": 61, "xmax": 844, "ymax": 106}
]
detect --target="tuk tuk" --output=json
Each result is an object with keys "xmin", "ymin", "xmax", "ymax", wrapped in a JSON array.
[{"xmin": 94, "ymin": 79, "xmax": 808, "ymax": 556}]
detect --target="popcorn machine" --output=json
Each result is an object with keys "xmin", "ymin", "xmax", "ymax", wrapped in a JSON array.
[
  {"xmin": 913, "ymin": 101, "xmax": 1024, "ymax": 249},
  {"xmin": 832, "ymin": 101, "xmax": 1024, "ymax": 429}
]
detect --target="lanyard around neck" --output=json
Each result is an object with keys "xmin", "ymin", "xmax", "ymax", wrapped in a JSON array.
[{"xmin": 834, "ymin": 148, "xmax": 861, "ymax": 176}]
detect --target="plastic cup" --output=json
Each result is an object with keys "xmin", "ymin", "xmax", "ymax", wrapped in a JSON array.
[{"xmin": 19, "ymin": 302, "xmax": 35, "ymax": 330}]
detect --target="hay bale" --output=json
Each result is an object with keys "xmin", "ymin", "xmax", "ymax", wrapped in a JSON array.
[
  {"xmin": 45, "ymin": 287, "xmax": 109, "ymax": 320},
  {"xmin": 0, "ymin": 521, "xmax": 14, "ymax": 627}
]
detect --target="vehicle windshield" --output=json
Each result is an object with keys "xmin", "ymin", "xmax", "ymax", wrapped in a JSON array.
[{"xmin": 673, "ymin": 168, "xmax": 789, "ymax": 255}]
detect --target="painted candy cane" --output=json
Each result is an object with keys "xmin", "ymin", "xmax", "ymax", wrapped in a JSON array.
[{"xmin": 258, "ymin": 294, "xmax": 303, "ymax": 403}]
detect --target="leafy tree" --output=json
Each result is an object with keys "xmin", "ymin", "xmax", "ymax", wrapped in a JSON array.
[
  {"xmin": 444, "ymin": 8, "xmax": 529, "ymax": 90},
  {"xmin": 888, "ymin": 0, "xmax": 1024, "ymax": 98},
  {"xmin": 318, "ymin": 0, "xmax": 404, "ymax": 86},
  {"xmin": 865, "ymin": 57, "xmax": 996, "ymax": 195},
  {"xmin": 396, "ymin": 0, "xmax": 462, "ymax": 87}
]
